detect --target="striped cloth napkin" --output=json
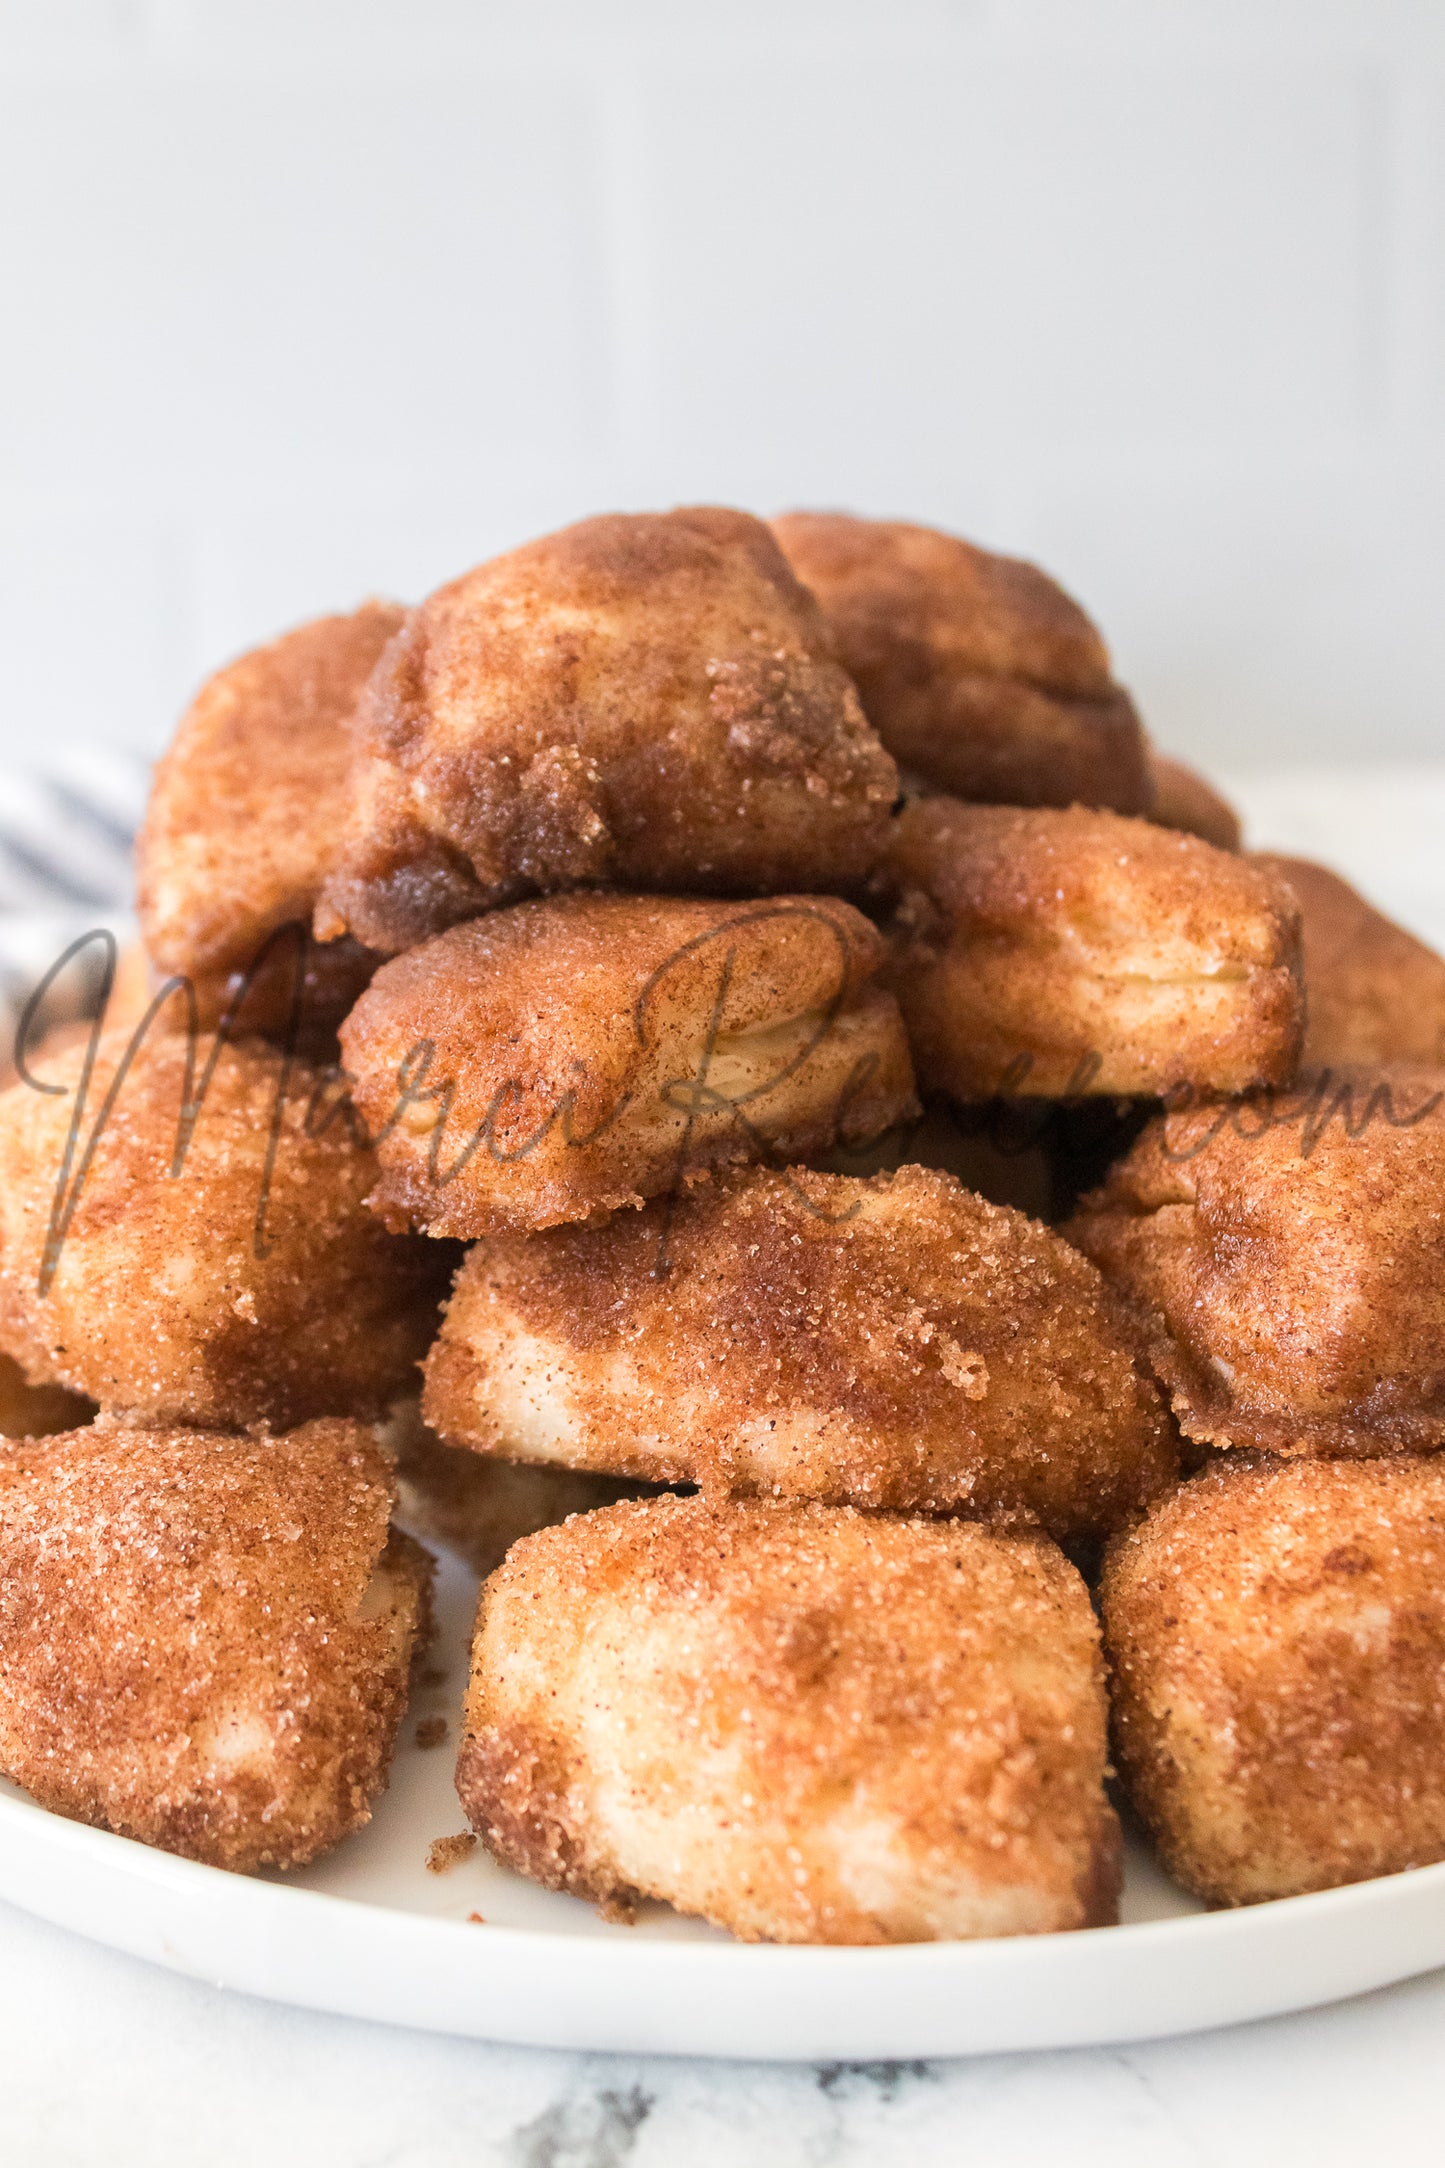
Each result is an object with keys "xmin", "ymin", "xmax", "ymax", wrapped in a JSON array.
[{"xmin": 0, "ymin": 749, "xmax": 149, "ymax": 1059}]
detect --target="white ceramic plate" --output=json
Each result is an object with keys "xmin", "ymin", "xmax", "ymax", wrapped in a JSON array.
[
  {"xmin": 4, "ymin": 768, "xmax": 1445, "ymax": 2060},
  {"xmin": 3, "ymin": 1547, "xmax": 1445, "ymax": 2061}
]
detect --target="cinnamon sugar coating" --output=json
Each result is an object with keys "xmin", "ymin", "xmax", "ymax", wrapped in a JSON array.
[
  {"xmin": 1258, "ymin": 854, "xmax": 1445, "ymax": 1072},
  {"xmin": 459, "ymin": 1493, "xmax": 1119, "ymax": 1943},
  {"xmin": 1102, "ymin": 1456, "xmax": 1445, "ymax": 1905},
  {"xmin": 878, "ymin": 799, "xmax": 1303, "ymax": 1099},
  {"xmin": 138, "ymin": 604, "xmax": 401, "ymax": 1040},
  {"xmin": 770, "ymin": 511, "xmax": 1149, "ymax": 813},
  {"xmin": 314, "ymin": 509, "xmax": 898, "ymax": 955},
  {"xmin": 1066, "ymin": 1072, "xmax": 1445, "ymax": 1457},
  {"xmin": 423, "ymin": 1164, "xmax": 1176, "ymax": 1545},
  {"xmin": 3, "ymin": 938, "xmax": 159, "ymax": 1096},
  {"xmin": 381, "ymin": 1398, "xmax": 649, "ymax": 1579},
  {"xmin": 1147, "ymin": 754, "xmax": 1242, "ymax": 851},
  {"xmin": 0, "ymin": 1417, "xmax": 430, "ymax": 1871},
  {"xmin": 340, "ymin": 893, "xmax": 917, "ymax": 1238},
  {"xmin": 102, "ymin": 939, "xmax": 157, "ymax": 1038},
  {"xmin": 0, "ymin": 1027, "xmax": 444, "ymax": 1428}
]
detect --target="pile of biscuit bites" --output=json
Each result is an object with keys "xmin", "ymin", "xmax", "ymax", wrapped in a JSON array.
[{"xmin": 1, "ymin": 506, "xmax": 1444, "ymax": 1940}]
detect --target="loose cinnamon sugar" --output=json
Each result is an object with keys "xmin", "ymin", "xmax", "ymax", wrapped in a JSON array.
[{"xmin": 427, "ymin": 1833, "xmax": 478, "ymax": 1874}]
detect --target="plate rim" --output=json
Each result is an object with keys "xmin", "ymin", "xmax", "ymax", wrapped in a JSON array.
[{"xmin": 4, "ymin": 1781, "xmax": 1445, "ymax": 2059}]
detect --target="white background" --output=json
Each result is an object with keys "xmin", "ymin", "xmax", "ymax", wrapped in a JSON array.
[{"xmin": 0, "ymin": 0, "xmax": 1442, "ymax": 772}]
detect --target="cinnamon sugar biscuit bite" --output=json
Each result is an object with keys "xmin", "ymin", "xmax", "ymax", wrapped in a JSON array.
[
  {"xmin": 459, "ymin": 1493, "xmax": 1120, "ymax": 1943},
  {"xmin": 0, "ymin": 1027, "xmax": 444, "ymax": 1429},
  {"xmin": 314, "ymin": 509, "xmax": 898, "ymax": 956},
  {"xmin": 138, "ymin": 603, "xmax": 403, "ymax": 1043},
  {"xmin": 770, "ymin": 511, "xmax": 1149, "ymax": 813},
  {"xmin": 1102, "ymin": 1457, "xmax": 1445, "ymax": 1906},
  {"xmin": 1257, "ymin": 854, "xmax": 1445, "ymax": 1072},
  {"xmin": 1067, "ymin": 1071, "xmax": 1445, "ymax": 1458},
  {"xmin": 0, "ymin": 1417, "xmax": 430, "ymax": 1871},
  {"xmin": 1147, "ymin": 754, "xmax": 1242, "ymax": 852},
  {"xmin": 878, "ymin": 799, "xmax": 1303, "ymax": 1100},
  {"xmin": 423, "ymin": 1164, "xmax": 1176, "ymax": 1547},
  {"xmin": 340, "ymin": 893, "xmax": 916, "ymax": 1238}
]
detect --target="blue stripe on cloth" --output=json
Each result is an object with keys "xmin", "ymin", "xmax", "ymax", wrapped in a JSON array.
[{"xmin": 0, "ymin": 753, "xmax": 148, "ymax": 1065}]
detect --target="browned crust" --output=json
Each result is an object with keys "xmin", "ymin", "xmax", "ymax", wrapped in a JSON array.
[
  {"xmin": 1102, "ymin": 1457, "xmax": 1445, "ymax": 1905},
  {"xmin": 1258, "ymin": 854, "xmax": 1445, "ymax": 1072},
  {"xmin": 0, "ymin": 1026, "xmax": 447, "ymax": 1428},
  {"xmin": 139, "ymin": 603, "xmax": 405, "ymax": 983},
  {"xmin": 875, "ymin": 798, "xmax": 1303, "ymax": 1099},
  {"xmin": 458, "ymin": 1494, "xmax": 1118, "ymax": 1942},
  {"xmin": 1147, "ymin": 755, "xmax": 1242, "ymax": 852},
  {"xmin": 340, "ymin": 891, "xmax": 917, "ymax": 1238},
  {"xmin": 770, "ymin": 511, "xmax": 1150, "ymax": 814},
  {"xmin": 0, "ymin": 1418, "xmax": 431, "ymax": 1871},
  {"xmin": 316, "ymin": 509, "xmax": 898, "ymax": 955},
  {"xmin": 422, "ymin": 1163, "xmax": 1176, "ymax": 1545},
  {"xmin": 1066, "ymin": 1073, "xmax": 1445, "ymax": 1458},
  {"xmin": 455, "ymin": 1721, "xmax": 634, "ymax": 1910}
]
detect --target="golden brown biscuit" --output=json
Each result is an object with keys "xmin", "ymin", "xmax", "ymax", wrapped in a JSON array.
[
  {"xmin": 340, "ymin": 893, "xmax": 917, "ymax": 1238},
  {"xmin": 138, "ymin": 604, "xmax": 402, "ymax": 1039},
  {"xmin": 314, "ymin": 509, "xmax": 898, "ymax": 955},
  {"xmin": 770, "ymin": 511, "xmax": 1149, "ymax": 813},
  {"xmin": 32, "ymin": 941, "xmax": 183, "ymax": 1068},
  {"xmin": 878, "ymin": 799, "xmax": 1303, "ymax": 1099},
  {"xmin": 1102, "ymin": 1456, "xmax": 1445, "ymax": 1905},
  {"xmin": 459, "ymin": 1493, "xmax": 1119, "ymax": 1943},
  {"xmin": 423, "ymin": 1164, "xmax": 1176, "ymax": 1546},
  {"xmin": 0, "ymin": 1352, "xmax": 92, "ymax": 1438},
  {"xmin": 1067, "ymin": 1071, "xmax": 1445, "ymax": 1457},
  {"xmin": 0, "ymin": 1026, "xmax": 444, "ymax": 1429},
  {"xmin": 1258, "ymin": 854, "xmax": 1445, "ymax": 1071},
  {"xmin": 1147, "ymin": 754, "xmax": 1242, "ymax": 851},
  {"xmin": 3, "ymin": 938, "xmax": 157, "ymax": 1096},
  {"xmin": 103, "ymin": 939, "xmax": 157, "ymax": 1036},
  {"xmin": 381, "ymin": 1397, "xmax": 650, "ymax": 1579},
  {"xmin": 0, "ymin": 1416, "xmax": 430, "ymax": 1871}
]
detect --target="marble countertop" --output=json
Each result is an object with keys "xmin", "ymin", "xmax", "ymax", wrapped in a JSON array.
[
  {"xmin": 4, "ymin": 1896, "xmax": 1444, "ymax": 2167},
  {"xmin": 4, "ymin": 761, "xmax": 1445, "ymax": 2164}
]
